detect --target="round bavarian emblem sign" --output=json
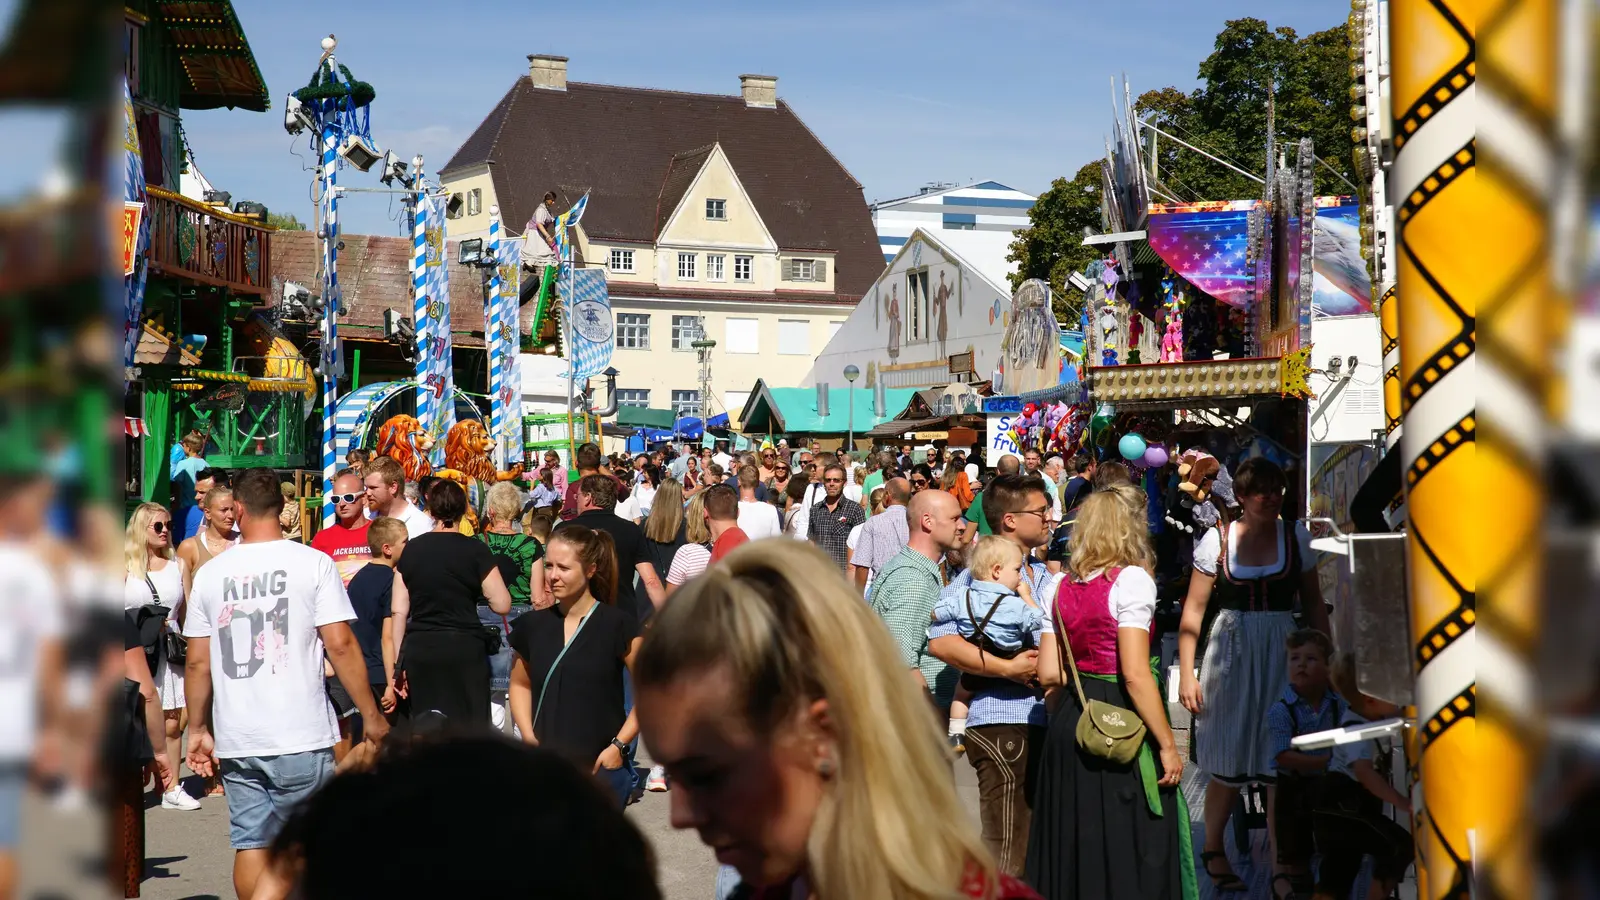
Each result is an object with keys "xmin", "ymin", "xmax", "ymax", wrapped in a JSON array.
[{"xmin": 572, "ymin": 299, "xmax": 612, "ymax": 344}]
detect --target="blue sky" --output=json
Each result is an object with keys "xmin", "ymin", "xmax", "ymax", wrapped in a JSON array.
[{"xmin": 2, "ymin": 0, "xmax": 1342, "ymax": 233}]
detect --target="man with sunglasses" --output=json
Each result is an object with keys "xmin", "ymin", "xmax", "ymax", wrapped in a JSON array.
[
  {"xmin": 805, "ymin": 463, "xmax": 864, "ymax": 570},
  {"xmin": 311, "ymin": 470, "xmax": 372, "ymax": 586}
]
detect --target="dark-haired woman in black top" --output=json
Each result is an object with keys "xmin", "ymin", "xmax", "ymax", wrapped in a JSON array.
[
  {"xmin": 508, "ymin": 525, "xmax": 642, "ymax": 807},
  {"xmin": 391, "ymin": 481, "xmax": 513, "ymax": 730}
]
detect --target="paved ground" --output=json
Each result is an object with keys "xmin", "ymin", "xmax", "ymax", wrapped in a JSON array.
[{"xmin": 19, "ymin": 752, "xmax": 981, "ymax": 900}]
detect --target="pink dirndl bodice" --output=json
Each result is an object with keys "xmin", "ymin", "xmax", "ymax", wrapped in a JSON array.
[{"xmin": 1054, "ymin": 567, "xmax": 1152, "ymax": 676}]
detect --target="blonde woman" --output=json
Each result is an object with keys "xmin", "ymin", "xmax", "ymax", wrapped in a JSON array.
[
  {"xmin": 634, "ymin": 540, "xmax": 1039, "ymax": 900},
  {"xmin": 663, "ymin": 492, "xmax": 715, "ymax": 599},
  {"xmin": 641, "ymin": 479, "xmax": 687, "ymax": 607},
  {"xmin": 123, "ymin": 502, "xmax": 200, "ymax": 811},
  {"xmin": 176, "ymin": 485, "xmax": 238, "ymax": 598},
  {"xmin": 1027, "ymin": 486, "xmax": 1190, "ymax": 899}
]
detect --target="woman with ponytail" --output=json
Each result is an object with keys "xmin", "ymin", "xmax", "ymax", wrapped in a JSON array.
[
  {"xmin": 634, "ymin": 539, "xmax": 1040, "ymax": 900},
  {"xmin": 508, "ymin": 525, "xmax": 640, "ymax": 807}
]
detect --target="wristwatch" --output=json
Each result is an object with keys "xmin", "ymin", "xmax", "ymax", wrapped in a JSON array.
[{"xmin": 610, "ymin": 737, "xmax": 628, "ymax": 756}]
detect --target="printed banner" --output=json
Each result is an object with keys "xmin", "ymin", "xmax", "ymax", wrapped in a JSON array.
[
  {"xmin": 566, "ymin": 267, "xmax": 613, "ymax": 381},
  {"xmin": 123, "ymin": 78, "xmax": 150, "ymax": 368},
  {"xmin": 497, "ymin": 237, "xmax": 525, "ymax": 463},
  {"xmin": 413, "ymin": 192, "xmax": 455, "ymax": 462}
]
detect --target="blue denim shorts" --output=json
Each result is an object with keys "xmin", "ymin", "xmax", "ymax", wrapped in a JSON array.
[
  {"xmin": 220, "ymin": 748, "xmax": 336, "ymax": 850},
  {"xmin": 0, "ymin": 763, "xmax": 24, "ymax": 848},
  {"xmin": 480, "ymin": 605, "xmax": 530, "ymax": 693}
]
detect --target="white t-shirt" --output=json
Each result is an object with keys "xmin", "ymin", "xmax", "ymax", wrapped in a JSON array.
[
  {"xmin": 712, "ymin": 452, "xmax": 733, "ymax": 472},
  {"xmin": 369, "ymin": 501, "xmax": 433, "ymax": 539},
  {"xmin": 1077, "ymin": 567, "xmax": 1158, "ymax": 630},
  {"xmin": 0, "ymin": 545, "xmax": 64, "ymax": 761},
  {"xmin": 1193, "ymin": 520, "xmax": 1316, "ymax": 579},
  {"xmin": 790, "ymin": 482, "xmax": 824, "ymax": 539},
  {"xmin": 737, "ymin": 500, "xmax": 783, "ymax": 541},
  {"xmin": 184, "ymin": 540, "xmax": 356, "ymax": 758},
  {"xmin": 615, "ymin": 493, "xmax": 640, "ymax": 523}
]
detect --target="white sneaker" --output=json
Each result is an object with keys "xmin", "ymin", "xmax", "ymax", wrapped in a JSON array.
[
  {"xmin": 161, "ymin": 787, "xmax": 201, "ymax": 810},
  {"xmin": 645, "ymin": 765, "xmax": 668, "ymax": 792}
]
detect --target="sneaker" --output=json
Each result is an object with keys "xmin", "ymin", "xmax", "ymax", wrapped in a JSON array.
[
  {"xmin": 161, "ymin": 787, "xmax": 200, "ymax": 811},
  {"xmin": 948, "ymin": 733, "xmax": 966, "ymax": 757},
  {"xmin": 645, "ymin": 765, "xmax": 669, "ymax": 792}
]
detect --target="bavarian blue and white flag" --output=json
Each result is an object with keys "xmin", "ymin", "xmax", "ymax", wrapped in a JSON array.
[
  {"xmin": 421, "ymin": 192, "xmax": 455, "ymax": 463},
  {"xmin": 495, "ymin": 237, "xmax": 525, "ymax": 463},
  {"xmin": 566, "ymin": 268, "xmax": 613, "ymax": 381}
]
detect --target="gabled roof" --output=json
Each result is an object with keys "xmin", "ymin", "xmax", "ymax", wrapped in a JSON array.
[
  {"xmin": 442, "ymin": 78, "xmax": 884, "ymax": 297},
  {"xmin": 270, "ymin": 231, "xmax": 535, "ymax": 349},
  {"xmin": 654, "ymin": 144, "xmax": 715, "ymax": 238},
  {"xmin": 884, "ymin": 228, "xmax": 1014, "ymax": 298},
  {"xmin": 739, "ymin": 379, "xmax": 918, "ymax": 434}
]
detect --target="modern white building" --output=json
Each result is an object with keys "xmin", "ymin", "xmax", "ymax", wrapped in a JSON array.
[{"xmin": 870, "ymin": 181, "xmax": 1036, "ymax": 273}]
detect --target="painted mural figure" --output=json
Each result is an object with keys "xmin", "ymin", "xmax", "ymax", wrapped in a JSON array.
[
  {"xmin": 932, "ymin": 270, "xmax": 953, "ymax": 355},
  {"xmin": 885, "ymin": 283, "xmax": 901, "ymax": 359}
]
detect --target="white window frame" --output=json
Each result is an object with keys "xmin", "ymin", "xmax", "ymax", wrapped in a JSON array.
[
  {"xmin": 672, "ymin": 390, "xmax": 702, "ymax": 417},
  {"xmin": 608, "ymin": 248, "xmax": 635, "ymax": 273},
  {"xmin": 706, "ymin": 254, "xmax": 726, "ymax": 282},
  {"xmin": 733, "ymin": 254, "xmax": 753, "ymax": 282},
  {"xmin": 615, "ymin": 389, "xmax": 650, "ymax": 408},
  {"xmin": 677, "ymin": 252, "xmax": 696, "ymax": 280},
  {"xmin": 705, "ymin": 198, "xmax": 727, "ymax": 220},
  {"xmin": 725, "ymin": 317, "xmax": 759, "ymax": 354},
  {"xmin": 906, "ymin": 269, "xmax": 930, "ymax": 342},
  {"xmin": 671, "ymin": 315, "xmax": 701, "ymax": 351},
  {"xmin": 777, "ymin": 319, "xmax": 809, "ymax": 356},
  {"xmin": 791, "ymin": 258, "xmax": 816, "ymax": 282},
  {"xmin": 615, "ymin": 313, "xmax": 650, "ymax": 350}
]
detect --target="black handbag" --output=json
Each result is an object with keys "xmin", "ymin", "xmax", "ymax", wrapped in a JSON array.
[{"xmin": 145, "ymin": 575, "xmax": 187, "ymax": 666}]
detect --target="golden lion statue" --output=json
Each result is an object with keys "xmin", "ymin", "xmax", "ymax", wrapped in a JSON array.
[
  {"xmin": 373, "ymin": 415, "xmax": 435, "ymax": 482},
  {"xmin": 433, "ymin": 419, "xmax": 524, "ymax": 486}
]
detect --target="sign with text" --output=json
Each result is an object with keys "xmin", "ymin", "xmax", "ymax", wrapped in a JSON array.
[{"xmin": 987, "ymin": 413, "xmax": 1019, "ymax": 457}]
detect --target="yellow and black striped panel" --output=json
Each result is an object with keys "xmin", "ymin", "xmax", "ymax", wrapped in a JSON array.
[
  {"xmin": 1381, "ymin": 285, "xmax": 1403, "ymax": 438},
  {"xmin": 1391, "ymin": 0, "xmax": 1477, "ymax": 897}
]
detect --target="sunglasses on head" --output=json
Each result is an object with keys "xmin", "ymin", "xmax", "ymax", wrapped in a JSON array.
[
  {"xmin": 331, "ymin": 492, "xmax": 363, "ymax": 504},
  {"xmin": 150, "ymin": 521, "xmax": 168, "ymax": 534}
]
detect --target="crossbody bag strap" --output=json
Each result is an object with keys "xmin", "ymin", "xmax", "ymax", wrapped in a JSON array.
[
  {"xmin": 1050, "ymin": 596, "xmax": 1089, "ymax": 710},
  {"xmin": 144, "ymin": 574, "xmax": 160, "ymax": 604},
  {"xmin": 533, "ymin": 606, "xmax": 597, "ymax": 732}
]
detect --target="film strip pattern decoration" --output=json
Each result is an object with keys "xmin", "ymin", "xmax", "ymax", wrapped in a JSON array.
[{"xmin": 1390, "ymin": 0, "xmax": 1476, "ymax": 897}]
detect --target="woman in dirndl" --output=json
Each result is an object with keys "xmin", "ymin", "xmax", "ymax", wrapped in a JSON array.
[{"xmin": 1176, "ymin": 457, "xmax": 1327, "ymax": 894}]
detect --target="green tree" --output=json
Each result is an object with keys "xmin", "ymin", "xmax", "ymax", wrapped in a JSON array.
[
  {"xmin": 1139, "ymin": 19, "xmax": 1356, "ymax": 201},
  {"xmin": 1005, "ymin": 161, "xmax": 1102, "ymax": 326},
  {"xmin": 265, "ymin": 211, "xmax": 306, "ymax": 231}
]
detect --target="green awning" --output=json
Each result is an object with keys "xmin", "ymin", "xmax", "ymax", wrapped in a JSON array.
[
  {"xmin": 740, "ymin": 381, "xmax": 919, "ymax": 435},
  {"xmin": 614, "ymin": 406, "xmax": 675, "ymax": 429}
]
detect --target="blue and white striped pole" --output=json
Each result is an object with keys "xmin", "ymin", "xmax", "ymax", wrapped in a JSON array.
[
  {"xmin": 319, "ymin": 116, "xmax": 342, "ymax": 527},
  {"xmin": 486, "ymin": 207, "xmax": 504, "ymax": 468},
  {"xmin": 412, "ymin": 159, "xmax": 434, "ymax": 441}
]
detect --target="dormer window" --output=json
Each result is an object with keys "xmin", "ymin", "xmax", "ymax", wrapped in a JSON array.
[{"xmin": 705, "ymin": 199, "xmax": 727, "ymax": 220}]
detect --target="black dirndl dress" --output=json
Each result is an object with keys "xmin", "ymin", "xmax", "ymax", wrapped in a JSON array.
[{"xmin": 1025, "ymin": 676, "xmax": 1188, "ymax": 899}]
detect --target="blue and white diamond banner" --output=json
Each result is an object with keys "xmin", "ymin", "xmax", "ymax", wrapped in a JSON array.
[{"xmin": 566, "ymin": 268, "xmax": 612, "ymax": 382}]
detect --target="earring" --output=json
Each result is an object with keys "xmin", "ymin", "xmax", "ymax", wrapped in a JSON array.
[{"xmin": 817, "ymin": 757, "xmax": 835, "ymax": 779}]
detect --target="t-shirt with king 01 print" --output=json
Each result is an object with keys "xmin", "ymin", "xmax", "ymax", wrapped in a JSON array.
[{"xmin": 184, "ymin": 540, "xmax": 356, "ymax": 758}]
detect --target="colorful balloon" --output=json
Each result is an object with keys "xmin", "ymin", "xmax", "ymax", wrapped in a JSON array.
[
  {"xmin": 1142, "ymin": 444, "xmax": 1169, "ymax": 468},
  {"xmin": 1118, "ymin": 433, "xmax": 1147, "ymax": 461},
  {"xmin": 1023, "ymin": 403, "xmax": 1038, "ymax": 418}
]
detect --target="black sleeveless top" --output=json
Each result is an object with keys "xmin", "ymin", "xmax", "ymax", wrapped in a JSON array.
[{"xmin": 1211, "ymin": 520, "xmax": 1301, "ymax": 612}]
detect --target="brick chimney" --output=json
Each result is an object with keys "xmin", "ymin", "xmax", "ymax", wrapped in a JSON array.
[
  {"xmin": 739, "ymin": 74, "xmax": 777, "ymax": 108},
  {"xmin": 528, "ymin": 55, "xmax": 568, "ymax": 91}
]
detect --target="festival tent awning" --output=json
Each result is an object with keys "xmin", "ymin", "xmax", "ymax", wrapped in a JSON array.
[
  {"xmin": 614, "ymin": 406, "xmax": 675, "ymax": 430},
  {"xmin": 738, "ymin": 379, "xmax": 919, "ymax": 435},
  {"xmin": 673, "ymin": 417, "xmax": 704, "ymax": 439},
  {"xmin": 707, "ymin": 412, "xmax": 731, "ymax": 430}
]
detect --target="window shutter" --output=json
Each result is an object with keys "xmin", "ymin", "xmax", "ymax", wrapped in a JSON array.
[
  {"xmin": 813, "ymin": 260, "xmax": 827, "ymax": 282},
  {"xmin": 781, "ymin": 259, "xmax": 793, "ymax": 281}
]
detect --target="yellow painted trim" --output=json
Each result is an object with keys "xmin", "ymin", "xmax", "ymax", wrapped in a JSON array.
[{"xmin": 146, "ymin": 185, "xmax": 274, "ymax": 229}]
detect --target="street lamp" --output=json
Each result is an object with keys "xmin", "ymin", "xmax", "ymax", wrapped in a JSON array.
[{"xmin": 843, "ymin": 364, "xmax": 860, "ymax": 452}]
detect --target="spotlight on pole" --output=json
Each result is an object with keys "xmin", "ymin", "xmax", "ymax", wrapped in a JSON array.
[
  {"xmin": 338, "ymin": 133, "xmax": 382, "ymax": 172},
  {"xmin": 379, "ymin": 151, "xmax": 411, "ymax": 187},
  {"xmin": 283, "ymin": 94, "xmax": 313, "ymax": 135}
]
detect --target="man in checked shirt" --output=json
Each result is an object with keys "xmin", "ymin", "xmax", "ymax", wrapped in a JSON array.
[{"xmin": 805, "ymin": 464, "xmax": 864, "ymax": 570}]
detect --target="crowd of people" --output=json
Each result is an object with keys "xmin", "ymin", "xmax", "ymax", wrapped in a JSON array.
[{"xmin": 99, "ymin": 431, "xmax": 1415, "ymax": 900}]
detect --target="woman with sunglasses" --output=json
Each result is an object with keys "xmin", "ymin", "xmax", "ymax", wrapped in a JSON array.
[
  {"xmin": 123, "ymin": 503, "xmax": 200, "ymax": 811},
  {"xmin": 176, "ymin": 485, "xmax": 238, "ymax": 599},
  {"xmin": 1177, "ymin": 456, "xmax": 1327, "ymax": 894},
  {"xmin": 757, "ymin": 449, "xmax": 777, "ymax": 483}
]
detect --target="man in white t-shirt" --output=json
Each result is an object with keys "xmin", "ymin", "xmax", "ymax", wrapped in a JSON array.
[
  {"xmin": 361, "ymin": 456, "xmax": 433, "ymax": 538},
  {"xmin": 711, "ymin": 440, "xmax": 733, "ymax": 473},
  {"xmin": 0, "ymin": 476, "xmax": 64, "ymax": 895},
  {"xmin": 185, "ymin": 469, "xmax": 388, "ymax": 900},
  {"xmin": 734, "ymin": 465, "xmax": 782, "ymax": 540}
]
